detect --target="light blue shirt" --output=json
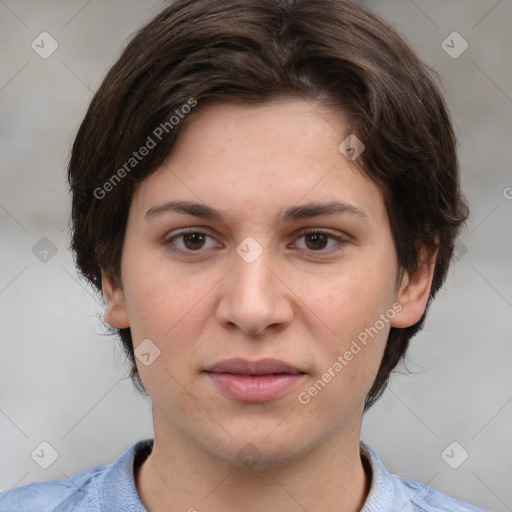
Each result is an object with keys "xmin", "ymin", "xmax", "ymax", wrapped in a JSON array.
[{"xmin": 0, "ymin": 439, "xmax": 487, "ymax": 511}]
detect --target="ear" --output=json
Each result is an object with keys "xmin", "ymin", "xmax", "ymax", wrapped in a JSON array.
[
  {"xmin": 101, "ymin": 269, "xmax": 130, "ymax": 329},
  {"xmin": 391, "ymin": 242, "xmax": 439, "ymax": 328}
]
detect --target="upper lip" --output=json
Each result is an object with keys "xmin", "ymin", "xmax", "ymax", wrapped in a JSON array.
[{"xmin": 204, "ymin": 358, "xmax": 304, "ymax": 375}]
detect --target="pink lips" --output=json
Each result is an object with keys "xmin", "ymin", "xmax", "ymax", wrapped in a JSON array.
[{"xmin": 204, "ymin": 358, "xmax": 306, "ymax": 402}]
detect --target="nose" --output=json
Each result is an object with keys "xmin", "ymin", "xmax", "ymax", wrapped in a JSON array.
[{"xmin": 215, "ymin": 246, "xmax": 294, "ymax": 336}]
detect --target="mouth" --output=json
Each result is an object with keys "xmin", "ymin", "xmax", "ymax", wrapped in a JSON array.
[{"xmin": 203, "ymin": 358, "xmax": 307, "ymax": 403}]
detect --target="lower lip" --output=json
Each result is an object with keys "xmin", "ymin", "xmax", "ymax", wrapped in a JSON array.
[{"xmin": 205, "ymin": 372, "xmax": 306, "ymax": 402}]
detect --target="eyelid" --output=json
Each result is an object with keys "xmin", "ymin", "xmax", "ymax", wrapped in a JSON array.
[{"xmin": 294, "ymin": 227, "xmax": 346, "ymax": 237}]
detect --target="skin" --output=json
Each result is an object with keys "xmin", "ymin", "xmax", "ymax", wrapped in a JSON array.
[{"xmin": 102, "ymin": 98, "xmax": 438, "ymax": 512}]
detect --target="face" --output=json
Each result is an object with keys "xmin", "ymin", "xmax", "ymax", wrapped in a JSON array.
[{"xmin": 103, "ymin": 98, "xmax": 434, "ymax": 468}]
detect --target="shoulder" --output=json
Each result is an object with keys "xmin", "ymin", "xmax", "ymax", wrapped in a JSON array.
[
  {"xmin": 0, "ymin": 439, "xmax": 153, "ymax": 512},
  {"xmin": 0, "ymin": 465, "xmax": 103, "ymax": 512},
  {"xmin": 360, "ymin": 441, "xmax": 489, "ymax": 512},
  {"xmin": 395, "ymin": 474, "xmax": 489, "ymax": 512}
]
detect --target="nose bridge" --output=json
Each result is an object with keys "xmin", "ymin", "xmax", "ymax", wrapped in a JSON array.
[
  {"xmin": 233, "ymin": 234, "xmax": 275, "ymax": 294},
  {"xmin": 217, "ymin": 239, "xmax": 292, "ymax": 335},
  {"xmin": 235, "ymin": 247, "xmax": 273, "ymax": 298}
]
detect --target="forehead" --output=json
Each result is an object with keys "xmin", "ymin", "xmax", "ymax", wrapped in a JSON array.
[{"xmin": 129, "ymin": 98, "xmax": 388, "ymax": 229}]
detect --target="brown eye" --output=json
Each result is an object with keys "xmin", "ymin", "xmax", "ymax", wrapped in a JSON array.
[
  {"xmin": 292, "ymin": 230, "xmax": 346, "ymax": 253},
  {"xmin": 304, "ymin": 233, "xmax": 329, "ymax": 250},
  {"xmin": 166, "ymin": 230, "xmax": 219, "ymax": 252},
  {"xmin": 182, "ymin": 232, "xmax": 206, "ymax": 250}
]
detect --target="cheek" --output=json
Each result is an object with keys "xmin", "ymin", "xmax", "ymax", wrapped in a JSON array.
[
  {"xmin": 294, "ymin": 255, "xmax": 397, "ymax": 394},
  {"xmin": 120, "ymin": 248, "xmax": 213, "ymax": 354},
  {"xmin": 123, "ymin": 269, "xmax": 213, "ymax": 398},
  {"xmin": 298, "ymin": 256, "xmax": 396, "ymax": 338}
]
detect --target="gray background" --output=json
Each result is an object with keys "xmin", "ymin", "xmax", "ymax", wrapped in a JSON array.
[{"xmin": 0, "ymin": 1, "xmax": 511, "ymax": 510}]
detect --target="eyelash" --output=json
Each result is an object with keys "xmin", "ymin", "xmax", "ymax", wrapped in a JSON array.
[{"xmin": 164, "ymin": 228, "xmax": 348, "ymax": 255}]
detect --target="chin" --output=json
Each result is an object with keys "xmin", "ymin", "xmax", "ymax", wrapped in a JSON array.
[{"xmin": 207, "ymin": 425, "xmax": 313, "ymax": 470}]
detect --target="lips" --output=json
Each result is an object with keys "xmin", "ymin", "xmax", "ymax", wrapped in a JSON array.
[
  {"xmin": 205, "ymin": 358, "xmax": 303, "ymax": 375},
  {"xmin": 204, "ymin": 358, "xmax": 306, "ymax": 402}
]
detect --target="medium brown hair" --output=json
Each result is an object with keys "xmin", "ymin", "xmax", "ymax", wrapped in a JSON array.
[{"xmin": 68, "ymin": 0, "xmax": 469, "ymax": 409}]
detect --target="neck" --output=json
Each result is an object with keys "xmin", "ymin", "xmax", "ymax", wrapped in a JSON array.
[{"xmin": 135, "ymin": 417, "xmax": 371, "ymax": 512}]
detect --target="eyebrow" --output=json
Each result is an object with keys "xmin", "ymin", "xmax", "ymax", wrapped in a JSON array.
[{"xmin": 145, "ymin": 199, "xmax": 369, "ymax": 223}]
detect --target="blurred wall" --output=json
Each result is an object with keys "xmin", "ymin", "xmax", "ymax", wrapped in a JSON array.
[{"xmin": 1, "ymin": 1, "xmax": 511, "ymax": 510}]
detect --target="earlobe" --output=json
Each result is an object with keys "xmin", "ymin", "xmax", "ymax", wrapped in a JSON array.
[
  {"xmin": 391, "ymin": 242, "xmax": 439, "ymax": 329},
  {"xmin": 101, "ymin": 269, "xmax": 130, "ymax": 329}
]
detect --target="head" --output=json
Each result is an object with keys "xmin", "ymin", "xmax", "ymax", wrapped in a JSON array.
[{"xmin": 68, "ymin": 0, "xmax": 468, "ymax": 463}]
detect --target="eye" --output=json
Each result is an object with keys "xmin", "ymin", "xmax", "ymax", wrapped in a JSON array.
[
  {"xmin": 292, "ymin": 230, "xmax": 346, "ymax": 252},
  {"xmin": 165, "ymin": 229, "xmax": 221, "ymax": 252},
  {"xmin": 164, "ymin": 228, "xmax": 346, "ymax": 254}
]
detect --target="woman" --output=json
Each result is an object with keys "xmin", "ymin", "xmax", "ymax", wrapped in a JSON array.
[{"xmin": 0, "ymin": 0, "xmax": 486, "ymax": 510}]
